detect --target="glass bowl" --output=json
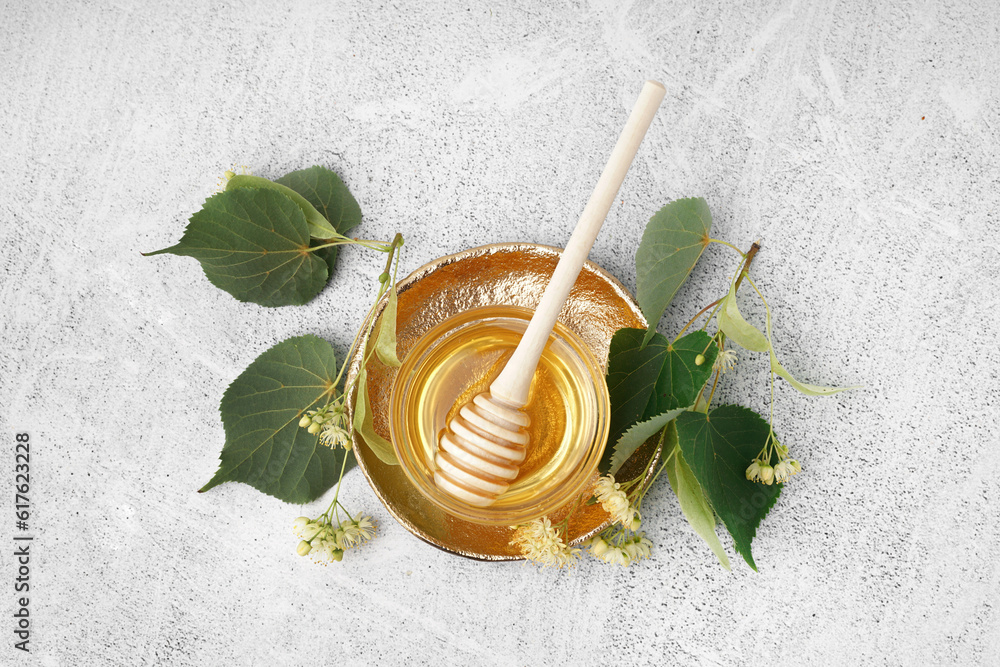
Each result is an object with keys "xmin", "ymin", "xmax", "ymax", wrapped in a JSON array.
[
  {"xmin": 389, "ymin": 305, "xmax": 610, "ymax": 526},
  {"xmin": 344, "ymin": 242, "xmax": 652, "ymax": 560}
]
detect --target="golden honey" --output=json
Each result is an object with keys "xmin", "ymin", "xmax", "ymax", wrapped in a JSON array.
[{"xmin": 390, "ymin": 305, "xmax": 609, "ymax": 525}]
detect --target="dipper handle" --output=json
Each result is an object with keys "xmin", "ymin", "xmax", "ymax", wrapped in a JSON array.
[{"xmin": 489, "ymin": 80, "xmax": 666, "ymax": 406}]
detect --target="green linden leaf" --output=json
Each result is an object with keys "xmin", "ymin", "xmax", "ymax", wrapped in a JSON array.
[
  {"xmin": 352, "ymin": 365, "xmax": 399, "ymax": 465},
  {"xmin": 605, "ymin": 328, "xmax": 670, "ymax": 469},
  {"xmin": 277, "ymin": 166, "xmax": 363, "ymax": 278},
  {"xmin": 374, "ymin": 285, "xmax": 402, "ymax": 368},
  {"xmin": 145, "ymin": 188, "xmax": 330, "ymax": 307},
  {"xmin": 717, "ymin": 281, "xmax": 770, "ymax": 352},
  {"xmin": 227, "ymin": 173, "xmax": 339, "ymax": 239},
  {"xmin": 199, "ymin": 335, "xmax": 354, "ymax": 503},
  {"xmin": 276, "ymin": 166, "xmax": 362, "ymax": 239},
  {"xmin": 608, "ymin": 408, "xmax": 686, "ymax": 475},
  {"xmin": 635, "ymin": 198, "xmax": 712, "ymax": 345},
  {"xmin": 602, "ymin": 328, "xmax": 718, "ymax": 473},
  {"xmin": 675, "ymin": 405, "xmax": 781, "ymax": 571},
  {"xmin": 665, "ymin": 436, "xmax": 732, "ymax": 571},
  {"xmin": 646, "ymin": 330, "xmax": 718, "ymax": 416}
]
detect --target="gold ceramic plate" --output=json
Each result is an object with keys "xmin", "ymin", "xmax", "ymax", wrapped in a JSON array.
[{"xmin": 345, "ymin": 243, "xmax": 654, "ymax": 560}]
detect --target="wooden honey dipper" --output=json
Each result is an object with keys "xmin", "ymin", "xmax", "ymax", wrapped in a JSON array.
[{"xmin": 433, "ymin": 81, "xmax": 666, "ymax": 507}]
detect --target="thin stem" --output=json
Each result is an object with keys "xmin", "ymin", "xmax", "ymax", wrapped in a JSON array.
[
  {"xmin": 637, "ymin": 440, "xmax": 679, "ymax": 507},
  {"xmin": 309, "ymin": 237, "xmax": 394, "ymax": 253},
  {"xmin": 692, "ymin": 242, "xmax": 761, "ymax": 337},
  {"xmin": 555, "ymin": 495, "xmax": 584, "ymax": 539},
  {"xmin": 322, "ymin": 450, "xmax": 352, "ymax": 526},
  {"xmin": 332, "ymin": 289, "xmax": 385, "ymax": 390},
  {"xmin": 335, "ymin": 499, "xmax": 353, "ymax": 521},
  {"xmin": 673, "ymin": 299, "xmax": 721, "ymax": 342},
  {"xmin": 330, "ymin": 233, "xmax": 405, "ymax": 390},
  {"xmin": 695, "ymin": 241, "xmax": 762, "ymax": 404},
  {"xmin": 381, "ymin": 233, "xmax": 404, "ymax": 276},
  {"xmin": 704, "ymin": 369, "xmax": 721, "ymax": 412},
  {"xmin": 699, "ymin": 300, "xmax": 725, "ymax": 332},
  {"xmin": 733, "ymin": 241, "xmax": 761, "ymax": 293},
  {"xmin": 307, "ymin": 238, "xmax": 351, "ymax": 251},
  {"xmin": 709, "ymin": 238, "xmax": 746, "ymax": 256},
  {"xmin": 353, "ymin": 237, "xmax": 404, "ymax": 380},
  {"xmin": 619, "ymin": 423, "xmax": 669, "ymax": 490}
]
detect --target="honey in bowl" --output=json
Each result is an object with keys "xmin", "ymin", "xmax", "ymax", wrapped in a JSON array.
[{"xmin": 389, "ymin": 305, "xmax": 610, "ymax": 526}]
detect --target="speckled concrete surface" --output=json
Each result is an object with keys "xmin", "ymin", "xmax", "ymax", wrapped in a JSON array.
[{"xmin": 1, "ymin": 1, "xmax": 998, "ymax": 665}]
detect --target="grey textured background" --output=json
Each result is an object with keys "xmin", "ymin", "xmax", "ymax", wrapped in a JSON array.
[{"xmin": 2, "ymin": 1, "xmax": 998, "ymax": 665}]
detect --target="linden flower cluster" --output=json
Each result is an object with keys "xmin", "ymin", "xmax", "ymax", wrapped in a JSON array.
[
  {"xmin": 299, "ymin": 398, "xmax": 352, "ymax": 450},
  {"xmin": 746, "ymin": 458, "xmax": 801, "ymax": 484},
  {"xmin": 587, "ymin": 533, "xmax": 652, "ymax": 566},
  {"xmin": 594, "ymin": 475, "xmax": 641, "ymax": 530},
  {"xmin": 511, "ymin": 474, "xmax": 654, "ymax": 569},
  {"xmin": 746, "ymin": 438, "xmax": 801, "ymax": 485},
  {"xmin": 587, "ymin": 474, "xmax": 652, "ymax": 566},
  {"xmin": 293, "ymin": 514, "xmax": 375, "ymax": 564}
]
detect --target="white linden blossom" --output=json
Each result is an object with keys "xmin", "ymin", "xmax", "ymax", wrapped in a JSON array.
[
  {"xmin": 311, "ymin": 539, "xmax": 344, "ymax": 564},
  {"xmin": 759, "ymin": 463, "xmax": 775, "ymax": 485},
  {"xmin": 773, "ymin": 459, "xmax": 802, "ymax": 483},
  {"xmin": 300, "ymin": 522, "xmax": 324, "ymax": 541},
  {"xmin": 341, "ymin": 515, "xmax": 376, "ymax": 548},
  {"xmin": 510, "ymin": 517, "xmax": 580, "ymax": 569},
  {"xmin": 594, "ymin": 475, "xmax": 637, "ymax": 528},
  {"xmin": 623, "ymin": 534, "xmax": 653, "ymax": 563},
  {"xmin": 745, "ymin": 460, "xmax": 762, "ymax": 482},
  {"xmin": 713, "ymin": 348, "xmax": 738, "ymax": 374},
  {"xmin": 321, "ymin": 422, "xmax": 353, "ymax": 449}
]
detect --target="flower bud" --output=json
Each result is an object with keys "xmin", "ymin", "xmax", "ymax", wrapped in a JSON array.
[
  {"xmin": 589, "ymin": 537, "xmax": 610, "ymax": 557},
  {"xmin": 331, "ymin": 549, "xmax": 344, "ymax": 562},
  {"xmin": 292, "ymin": 516, "xmax": 310, "ymax": 533},
  {"xmin": 307, "ymin": 422, "xmax": 321, "ymax": 435},
  {"xmin": 378, "ymin": 272, "xmax": 390, "ymax": 284},
  {"xmin": 759, "ymin": 464, "xmax": 775, "ymax": 485},
  {"xmin": 299, "ymin": 415, "xmax": 312, "ymax": 428},
  {"xmin": 695, "ymin": 354, "xmax": 706, "ymax": 366},
  {"xmin": 296, "ymin": 540, "xmax": 312, "ymax": 556},
  {"xmin": 629, "ymin": 513, "xmax": 642, "ymax": 531}
]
